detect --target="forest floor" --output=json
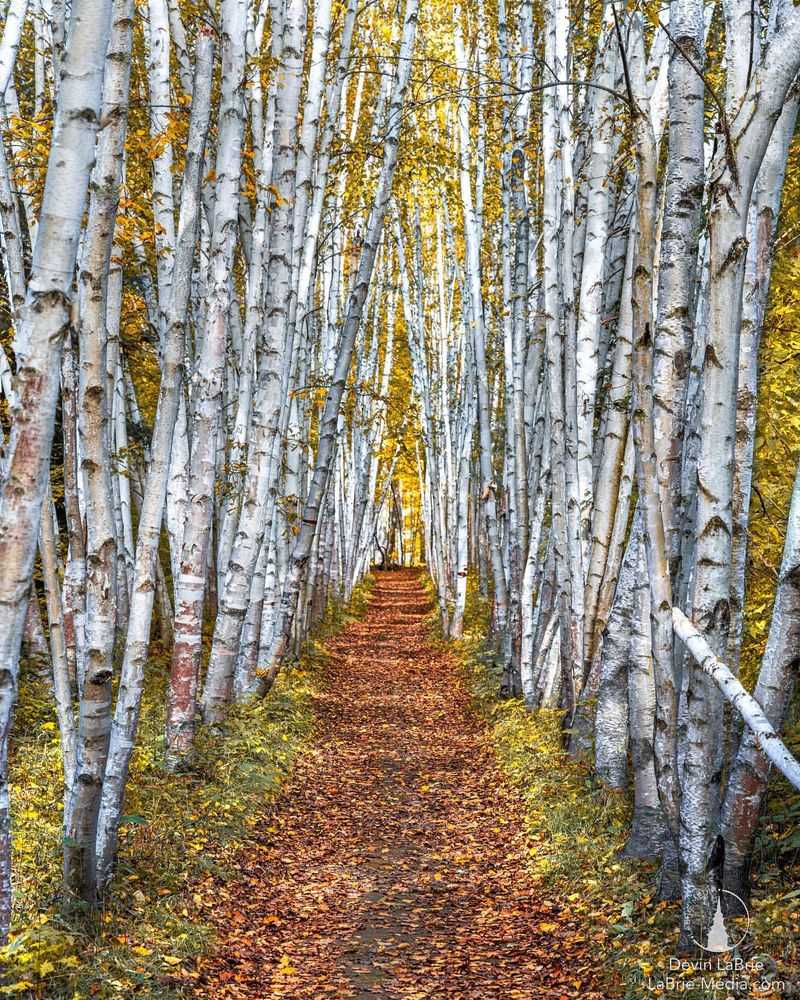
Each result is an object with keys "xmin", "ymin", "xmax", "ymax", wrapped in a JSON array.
[{"xmin": 193, "ymin": 569, "xmax": 608, "ymax": 1000}]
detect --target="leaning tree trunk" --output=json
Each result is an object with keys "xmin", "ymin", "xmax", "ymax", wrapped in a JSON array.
[
  {"xmin": 93, "ymin": 34, "xmax": 216, "ymax": 892},
  {"xmin": 727, "ymin": 85, "xmax": 799, "ymax": 672},
  {"xmin": 262, "ymin": 0, "xmax": 419, "ymax": 683},
  {"xmin": 200, "ymin": 0, "xmax": 309, "ymax": 721},
  {"xmin": 678, "ymin": 10, "xmax": 800, "ymax": 950},
  {"xmin": 0, "ymin": 0, "xmax": 113, "ymax": 940},
  {"xmin": 165, "ymin": 0, "xmax": 246, "ymax": 771},
  {"xmin": 719, "ymin": 454, "xmax": 800, "ymax": 904},
  {"xmin": 63, "ymin": 0, "xmax": 132, "ymax": 905}
]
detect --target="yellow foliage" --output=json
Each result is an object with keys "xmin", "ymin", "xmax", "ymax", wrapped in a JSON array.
[{"xmin": 453, "ymin": 578, "xmax": 800, "ymax": 999}]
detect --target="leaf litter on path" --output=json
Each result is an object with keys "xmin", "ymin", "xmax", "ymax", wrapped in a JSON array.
[{"xmin": 193, "ymin": 571, "xmax": 610, "ymax": 999}]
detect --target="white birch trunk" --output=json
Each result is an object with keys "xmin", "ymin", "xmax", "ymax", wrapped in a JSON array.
[
  {"xmin": 63, "ymin": 0, "xmax": 132, "ymax": 903},
  {"xmin": 93, "ymin": 34, "xmax": 216, "ymax": 890},
  {"xmin": 201, "ymin": 0, "xmax": 309, "ymax": 720},
  {"xmin": 0, "ymin": 0, "xmax": 113, "ymax": 938},
  {"xmin": 261, "ymin": 0, "xmax": 418, "ymax": 682},
  {"xmin": 165, "ymin": 0, "xmax": 246, "ymax": 770}
]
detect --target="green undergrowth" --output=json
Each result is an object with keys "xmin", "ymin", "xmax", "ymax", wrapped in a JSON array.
[
  {"xmin": 1, "ymin": 579, "xmax": 373, "ymax": 1000},
  {"xmin": 451, "ymin": 585, "xmax": 800, "ymax": 1000}
]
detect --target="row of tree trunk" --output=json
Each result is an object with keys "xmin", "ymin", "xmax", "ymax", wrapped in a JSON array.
[
  {"xmin": 2, "ymin": 0, "xmax": 800, "ymax": 959},
  {"xmin": 0, "ymin": 0, "xmax": 418, "ymax": 937},
  {"xmin": 408, "ymin": 0, "xmax": 800, "ymax": 953}
]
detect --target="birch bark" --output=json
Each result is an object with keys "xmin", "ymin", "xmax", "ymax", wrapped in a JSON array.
[
  {"xmin": 454, "ymin": 6, "xmax": 509, "ymax": 648},
  {"xmin": 680, "ymin": 9, "xmax": 800, "ymax": 949},
  {"xmin": 262, "ymin": 0, "xmax": 418, "ymax": 679},
  {"xmin": 201, "ymin": 0, "xmax": 309, "ymax": 720},
  {"xmin": 720, "ymin": 455, "xmax": 800, "ymax": 901},
  {"xmin": 653, "ymin": 0, "xmax": 704, "ymax": 583},
  {"xmin": 64, "ymin": 0, "xmax": 132, "ymax": 902},
  {"xmin": 0, "ymin": 0, "xmax": 113, "ymax": 937},
  {"xmin": 165, "ymin": 0, "xmax": 246, "ymax": 770},
  {"xmin": 93, "ymin": 33, "xmax": 215, "ymax": 889}
]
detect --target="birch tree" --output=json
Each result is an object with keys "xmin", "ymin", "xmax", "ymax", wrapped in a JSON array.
[
  {"xmin": 94, "ymin": 30, "xmax": 216, "ymax": 890},
  {"xmin": 263, "ymin": 0, "xmax": 419, "ymax": 680},
  {"xmin": 0, "ymin": 0, "xmax": 113, "ymax": 934}
]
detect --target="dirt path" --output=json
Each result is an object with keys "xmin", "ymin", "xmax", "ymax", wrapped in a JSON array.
[{"xmin": 195, "ymin": 570, "xmax": 608, "ymax": 999}]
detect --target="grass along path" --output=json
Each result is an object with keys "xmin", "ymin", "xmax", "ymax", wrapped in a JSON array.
[{"xmin": 194, "ymin": 569, "xmax": 607, "ymax": 1000}]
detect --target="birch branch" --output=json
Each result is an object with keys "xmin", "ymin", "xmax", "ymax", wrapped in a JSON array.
[{"xmin": 672, "ymin": 607, "xmax": 800, "ymax": 792}]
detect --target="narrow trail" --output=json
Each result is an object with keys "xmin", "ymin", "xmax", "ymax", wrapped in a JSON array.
[{"xmin": 195, "ymin": 570, "xmax": 608, "ymax": 999}]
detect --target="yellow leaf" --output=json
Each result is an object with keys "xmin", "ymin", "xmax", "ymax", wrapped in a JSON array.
[{"xmin": 277, "ymin": 954, "xmax": 296, "ymax": 975}]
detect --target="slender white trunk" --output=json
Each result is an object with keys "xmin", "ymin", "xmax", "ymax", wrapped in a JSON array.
[
  {"xmin": 680, "ymin": 10, "xmax": 800, "ymax": 949},
  {"xmin": 454, "ymin": 6, "xmax": 508, "ymax": 642},
  {"xmin": 40, "ymin": 492, "xmax": 77, "ymax": 791},
  {"xmin": 261, "ymin": 0, "xmax": 419, "ymax": 682},
  {"xmin": 165, "ymin": 0, "xmax": 246, "ymax": 770},
  {"xmin": 64, "ymin": 0, "xmax": 132, "ymax": 903},
  {"xmin": 93, "ymin": 34, "xmax": 215, "ymax": 890},
  {"xmin": 0, "ymin": 0, "xmax": 113, "ymax": 938},
  {"xmin": 201, "ymin": 0, "xmax": 309, "ymax": 720}
]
